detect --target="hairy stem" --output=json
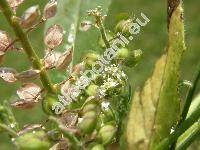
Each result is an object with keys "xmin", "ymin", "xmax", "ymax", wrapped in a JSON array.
[
  {"xmin": 0, "ymin": 0, "xmax": 56, "ymax": 94},
  {"xmin": 0, "ymin": 123, "xmax": 17, "ymax": 137},
  {"xmin": 155, "ymin": 105, "xmax": 200, "ymax": 150}
]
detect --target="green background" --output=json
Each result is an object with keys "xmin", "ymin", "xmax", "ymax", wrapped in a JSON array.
[{"xmin": 0, "ymin": 0, "xmax": 199, "ymax": 149}]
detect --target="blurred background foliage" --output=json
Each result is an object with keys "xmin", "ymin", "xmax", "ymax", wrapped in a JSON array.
[{"xmin": 0, "ymin": 0, "xmax": 199, "ymax": 149}]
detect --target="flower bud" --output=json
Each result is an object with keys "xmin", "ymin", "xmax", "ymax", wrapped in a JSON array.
[
  {"xmin": 124, "ymin": 49, "xmax": 142, "ymax": 67},
  {"xmin": 43, "ymin": 0, "xmax": 57, "ymax": 20},
  {"xmin": 97, "ymin": 124, "xmax": 117, "ymax": 145},
  {"xmin": 116, "ymin": 48, "xmax": 129, "ymax": 59},
  {"xmin": 115, "ymin": 19, "xmax": 132, "ymax": 36},
  {"xmin": 20, "ymin": 5, "xmax": 41, "ymax": 28},
  {"xmin": 91, "ymin": 144, "xmax": 105, "ymax": 150},
  {"xmin": 83, "ymin": 52, "xmax": 99, "ymax": 67},
  {"xmin": 86, "ymin": 84, "xmax": 98, "ymax": 96}
]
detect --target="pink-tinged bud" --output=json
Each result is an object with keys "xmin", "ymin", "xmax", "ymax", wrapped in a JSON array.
[
  {"xmin": 43, "ymin": 0, "xmax": 57, "ymax": 20},
  {"xmin": 20, "ymin": 5, "xmax": 41, "ymax": 28},
  {"xmin": 44, "ymin": 24, "xmax": 64, "ymax": 49}
]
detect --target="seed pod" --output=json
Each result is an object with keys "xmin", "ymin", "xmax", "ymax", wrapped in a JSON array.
[
  {"xmin": 4, "ymin": 0, "xmax": 24, "ymax": 13},
  {"xmin": 86, "ymin": 84, "xmax": 98, "ymax": 96},
  {"xmin": 15, "ymin": 69, "xmax": 40, "ymax": 81},
  {"xmin": 0, "ymin": 30, "xmax": 12, "ymax": 52},
  {"xmin": 43, "ymin": 94, "xmax": 60, "ymax": 115},
  {"xmin": 56, "ymin": 47, "xmax": 73, "ymax": 70},
  {"xmin": 83, "ymin": 52, "xmax": 99, "ymax": 67},
  {"xmin": 20, "ymin": 5, "xmax": 41, "ymax": 28},
  {"xmin": 43, "ymin": 0, "xmax": 57, "ymax": 20},
  {"xmin": 11, "ymin": 100, "xmax": 37, "ymax": 109},
  {"xmin": 123, "ymin": 49, "xmax": 143, "ymax": 67},
  {"xmin": 17, "ymin": 83, "xmax": 42, "ymax": 102},
  {"xmin": 78, "ymin": 99, "xmax": 99, "ymax": 134},
  {"xmin": 91, "ymin": 144, "xmax": 105, "ymax": 150},
  {"xmin": 0, "ymin": 51, "xmax": 5, "ymax": 64},
  {"xmin": 115, "ymin": 48, "xmax": 129, "ymax": 59},
  {"xmin": 44, "ymin": 24, "xmax": 64, "ymax": 49},
  {"xmin": 14, "ymin": 130, "xmax": 50, "ymax": 150},
  {"xmin": 115, "ymin": 19, "xmax": 133, "ymax": 36},
  {"xmin": 0, "ymin": 67, "xmax": 17, "ymax": 83},
  {"xmin": 97, "ymin": 124, "xmax": 117, "ymax": 145}
]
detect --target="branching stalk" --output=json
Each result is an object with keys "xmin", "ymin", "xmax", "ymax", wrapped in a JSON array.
[
  {"xmin": 96, "ymin": 16, "xmax": 111, "ymax": 48},
  {"xmin": 0, "ymin": 0, "xmax": 56, "ymax": 94}
]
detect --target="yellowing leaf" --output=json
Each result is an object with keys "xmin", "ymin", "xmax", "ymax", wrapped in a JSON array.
[{"xmin": 126, "ymin": 2, "xmax": 186, "ymax": 150}]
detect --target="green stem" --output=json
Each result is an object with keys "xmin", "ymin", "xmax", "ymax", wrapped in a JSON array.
[
  {"xmin": 176, "ymin": 122, "xmax": 200, "ymax": 150},
  {"xmin": 0, "ymin": 123, "xmax": 17, "ymax": 137},
  {"xmin": 170, "ymin": 63, "xmax": 200, "ymax": 149},
  {"xmin": 49, "ymin": 116, "xmax": 80, "ymax": 149},
  {"xmin": 0, "ymin": 0, "xmax": 56, "ymax": 94},
  {"xmin": 96, "ymin": 16, "xmax": 111, "ymax": 48},
  {"xmin": 155, "ymin": 105, "xmax": 200, "ymax": 150},
  {"xmin": 180, "ymin": 63, "xmax": 200, "ymax": 124}
]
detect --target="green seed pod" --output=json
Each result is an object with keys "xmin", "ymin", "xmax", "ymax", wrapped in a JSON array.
[
  {"xmin": 86, "ymin": 84, "xmax": 98, "ymax": 96},
  {"xmin": 124, "ymin": 49, "xmax": 142, "ymax": 67},
  {"xmin": 78, "ymin": 100, "xmax": 99, "ymax": 134},
  {"xmin": 43, "ymin": 94, "xmax": 61, "ymax": 115},
  {"xmin": 83, "ymin": 52, "xmax": 99, "ymax": 67},
  {"xmin": 115, "ymin": 19, "xmax": 133, "ymax": 36},
  {"xmin": 97, "ymin": 124, "xmax": 117, "ymax": 145},
  {"xmin": 116, "ymin": 48, "xmax": 129, "ymax": 59},
  {"xmin": 91, "ymin": 144, "xmax": 105, "ymax": 150},
  {"xmin": 15, "ymin": 130, "xmax": 50, "ymax": 150}
]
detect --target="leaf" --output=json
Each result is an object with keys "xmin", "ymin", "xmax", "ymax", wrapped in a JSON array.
[
  {"xmin": 0, "ymin": 67, "xmax": 17, "ymax": 83},
  {"xmin": 126, "ymin": 2, "xmax": 186, "ymax": 150}
]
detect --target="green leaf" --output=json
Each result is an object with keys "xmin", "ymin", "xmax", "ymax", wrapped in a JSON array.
[
  {"xmin": 126, "ymin": 2, "xmax": 186, "ymax": 150},
  {"xmin": 45, "ymin": 0, "xmax": 112, "ymax": 82}
]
